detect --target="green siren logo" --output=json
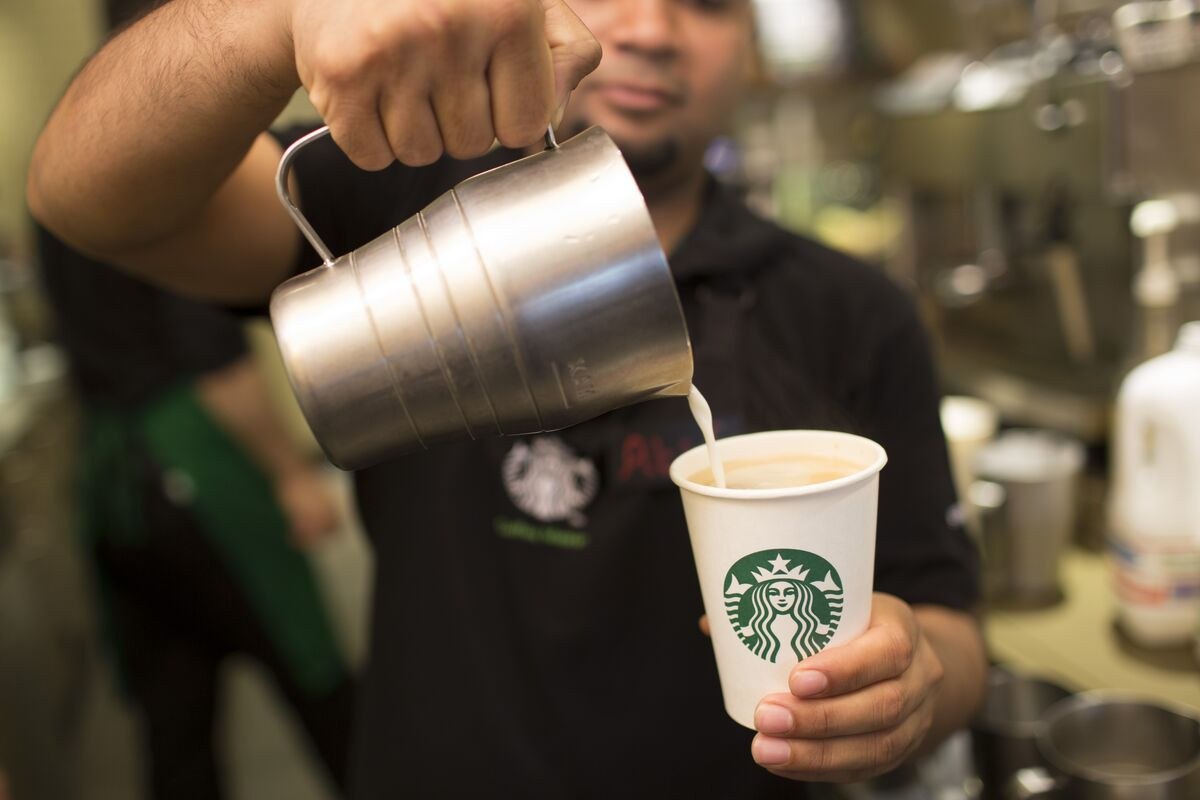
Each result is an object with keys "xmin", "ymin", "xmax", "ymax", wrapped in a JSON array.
[{"xmin": 724, "ymin": 550, "xmax": 844, "ymax": 663}]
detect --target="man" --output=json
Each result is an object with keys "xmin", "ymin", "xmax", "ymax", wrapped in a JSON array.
[{"xmin": 28, "ymin": 0, "xmax": 986, "ymax": 796}]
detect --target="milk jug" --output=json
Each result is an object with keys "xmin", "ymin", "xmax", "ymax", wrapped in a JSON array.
[{"xmin": 1109, "ymin": 321, "xmax": 1200, "ymax": 646}]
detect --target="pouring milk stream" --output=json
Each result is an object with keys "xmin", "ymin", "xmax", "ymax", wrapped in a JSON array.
[{"xmin": 687, "ymin": 385, "xmax": 726, "ymax": 488}]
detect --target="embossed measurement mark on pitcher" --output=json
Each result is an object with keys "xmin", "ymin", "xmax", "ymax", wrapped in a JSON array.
[
  {"xmin": 568, "ymin": 358, "xmax": 596, "ymax": 400},
  {"xmin": 551, "ymin": 358, "xmax": 597, "ymax": 406}
]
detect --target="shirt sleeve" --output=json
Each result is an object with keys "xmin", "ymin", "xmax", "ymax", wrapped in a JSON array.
[
  {"xmin": 849, "ymin": 308, "xmax": 980, "ymax": 612},
  {"xmin": 160, "ymin": 287, "xmax": 250, "ymax": 375}
]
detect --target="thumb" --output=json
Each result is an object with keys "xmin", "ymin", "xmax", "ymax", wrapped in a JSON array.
[{"xmin": 542, "ymin": 0, "xmax": 602, "ymax": 109}]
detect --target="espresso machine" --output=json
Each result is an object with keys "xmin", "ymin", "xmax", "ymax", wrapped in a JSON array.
[{"xmin": 878, "ymin": 0, "xmax": 1200, "ymax": 442}]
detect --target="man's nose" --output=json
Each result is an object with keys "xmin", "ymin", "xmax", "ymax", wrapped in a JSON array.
[{"xmin": 609, "ymin": 0, "xmax": 679, "ymax": 59}]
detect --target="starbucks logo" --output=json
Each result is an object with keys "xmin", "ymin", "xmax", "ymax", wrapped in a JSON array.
[
  {"xmin": 724, "ymin": 550, "xmax": 844, "ymax": 663},
  {"xmin": 502, "ymin": 435, "xmax": 599, "ymax": 528}
]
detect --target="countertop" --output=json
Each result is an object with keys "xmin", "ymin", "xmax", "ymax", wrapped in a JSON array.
[{"xmin": 986, "ymin": 548, "xmax": 1200, "ymax": 710}]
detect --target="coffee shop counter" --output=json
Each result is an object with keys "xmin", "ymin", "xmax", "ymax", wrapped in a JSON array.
[{"xmin": 985, "ymin": 548, "xmax": 1200, "ymax": 711}]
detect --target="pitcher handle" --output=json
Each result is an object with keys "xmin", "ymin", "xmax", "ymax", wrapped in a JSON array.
[{"xmin": 275, "ymin": 124, "xmax": 561, "ymax": 269}]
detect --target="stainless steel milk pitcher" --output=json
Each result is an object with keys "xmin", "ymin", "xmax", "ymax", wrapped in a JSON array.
[{"xmin": 270, "ymin": 125, "xmax": 693, "ymax": 470}]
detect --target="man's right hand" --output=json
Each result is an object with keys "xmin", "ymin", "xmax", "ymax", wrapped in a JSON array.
[
  {"xmin": 29, "ymin": 0, "xmax": 599, "ymax": 302},
  {"xmin": 289, "ymin": 0, "xmax": 601, "ymax": 169}
]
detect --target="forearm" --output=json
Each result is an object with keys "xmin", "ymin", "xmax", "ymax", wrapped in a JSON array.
[
  {"xmin": 912, "ymin": 604, "xmax": 987, "ymax": 754},
  {"xmin": 27, "ymin": 0, "xmax": 295, "ymax": 258},
  {"xmin": 195, "ymin": 355, "xmax": 311, "ymax": 482}
]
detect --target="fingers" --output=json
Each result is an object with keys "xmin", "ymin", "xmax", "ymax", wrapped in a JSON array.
[
  {"xmin": 542, "ymin": 0, "xmax": 602, "ymax": 107},
  {"xmin": 489, "ymin": 3, "xmax": 554, "ymax": 147},
  {"xmin": 743, "ymin": 594, "xmax": 948, "ymax": 782},
  {"xmin": 432, "ymin": 30, "xmax": 498, "ymax": 158},
  {"xmin": 698, "ymin": 615, "xmax": 710, "ymax": 637},
  {"xmin": 294, "ymin": 0, "xmax": 598, "ymax": 169},
  {"xmin": 786, "ymin": 594, "xmax": 920, "ymax": 698},
  {"xmin": 754, "ymin": 673, "xmax": 923, "ymax": 740},
  {"xmin": 379, "ymin": 90, "xmax": 444, "ymax": 167},
  {"xmin": 309, "ymin": 79, "xmax": 398, "ymax": 172},
  {"xmin": 749, "ymin": 694, "xmax": 934, "ymax": 782}
]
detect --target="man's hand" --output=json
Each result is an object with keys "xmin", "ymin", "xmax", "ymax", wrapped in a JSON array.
[
  {"xmin": 28, "ymin": 0, "xmax": 600, "ymax": 300},
  {"xmin": 291, "ymin": 0, "xmax": 601, "ymax": 169},
  {"xmin": 747, "ymin": 593, "xmax": 947, "ymax": 782},
  {"xmin": 275, "ymin": 467, "xmax": 341, "ymax": 550}
]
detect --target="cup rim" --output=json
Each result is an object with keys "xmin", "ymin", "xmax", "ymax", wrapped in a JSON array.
[
  {"xmin": 668, "ymin": 429, "xmax": 887, "ymax": 500},
  {"xmin": 1037, "ymin": 690, "xmax": 1200, "ymax": 784}
]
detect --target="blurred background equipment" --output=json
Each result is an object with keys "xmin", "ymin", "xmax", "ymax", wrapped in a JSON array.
[
  {"xmin": 973, "ymin": 429, "xmax": 1085, "ymax": 607},
  {"xmin": 877, "ymin": 0, "xmax": 1200, "ymax": 442},
  {"xmin": 940, "ymin": 394, "xmax": 1001, "ymax": 533},
  {"xmin": 734, "ymin": 0, "xmax": 1200, "ymax": 444},
  {"xmin": 1011, "ymin": 692, "xmax": 1200, "ymax": 797},
  {"xmin": 970, "ymin": 665, "xmax": 1073, "ymax": 800}
]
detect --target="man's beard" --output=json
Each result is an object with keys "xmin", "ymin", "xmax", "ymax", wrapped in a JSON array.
[{"xmin": 562, "ymin": 117, "xmax": 681, "ymax": 183}]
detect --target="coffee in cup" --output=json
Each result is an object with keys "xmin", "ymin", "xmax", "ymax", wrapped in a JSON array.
[{"xmin": 689, "ymin": 454, "xmax": 862, "ymax": 490}]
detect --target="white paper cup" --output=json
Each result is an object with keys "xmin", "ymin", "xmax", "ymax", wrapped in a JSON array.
[{"xmin": 669, "ymin": 430, "xmax": 887, "ymax": 729}]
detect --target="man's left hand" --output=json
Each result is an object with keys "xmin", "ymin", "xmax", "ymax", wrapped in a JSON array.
[
  {"xmin": 275, "ymin": 467, "xmax": 341, "ymax": 550},
  {"xmin": 748, "ymin": 592, "xmax": 945, "ymax": 782}
]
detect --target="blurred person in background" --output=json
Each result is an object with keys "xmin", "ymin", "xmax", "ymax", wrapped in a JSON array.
[
  {"xmin": 30, "ymin": 8, "xmax": 355, "ymax": 800},
  {"xmin": 35, "ymin": 228, "xmax": 355, "ymax": 799},
  {"xmin": 28, "ymin": 0, "xmax": 985, "ymax": 797}
]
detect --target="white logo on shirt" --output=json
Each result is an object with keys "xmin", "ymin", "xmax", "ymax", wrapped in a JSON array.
[{"xmin": 501, "ymin": 436, "xmax": 599, "ymax": 528}]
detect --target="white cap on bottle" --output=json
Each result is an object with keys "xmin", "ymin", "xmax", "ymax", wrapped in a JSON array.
[{"xmin": 1177, "ymin": 320, "xmax": 1200, "ymax": 353}]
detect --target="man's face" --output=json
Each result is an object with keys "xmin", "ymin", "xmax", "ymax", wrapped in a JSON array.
[{"xmin": 563, "ymin": 0, "xmax": 756, "ymax": 183}]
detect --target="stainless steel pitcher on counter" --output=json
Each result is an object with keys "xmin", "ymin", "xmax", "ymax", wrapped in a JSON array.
[
  {"xmin": 971, "ymin": 429, "xmax": 1085, "ymax": 608},
  {"xmin": 270, "ymin": 126, "xmax": 693, "ymax": 470},
  {"xmin": 1010, "ymin": 693, "xmax": 1200, "ymax": 800},
  {"xmin": 972, "ymin": 666, "xmax": 1073, "ymax": 800}
]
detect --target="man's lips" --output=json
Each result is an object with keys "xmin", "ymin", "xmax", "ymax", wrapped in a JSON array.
[{"xmin": 592, "ymin": 81, "xmax": 683, "ymax": 112}]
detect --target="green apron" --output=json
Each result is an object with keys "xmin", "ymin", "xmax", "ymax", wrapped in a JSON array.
[{"xmin": 79, "ymin": 382, "xmax": 345, "ymax": 695}]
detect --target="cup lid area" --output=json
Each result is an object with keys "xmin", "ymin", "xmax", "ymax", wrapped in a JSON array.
[{"xmin": 668, "ymin": 429, "xmax": 887, "ymax": 500}]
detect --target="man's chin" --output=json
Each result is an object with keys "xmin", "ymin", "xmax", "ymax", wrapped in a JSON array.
[
  {"xmin": 615, "ymin": 138, "xmax": 681, "ymax": 182},
  {"xmin": 562, "ymin": 116, "xmax": 681, "ymax": 182}
]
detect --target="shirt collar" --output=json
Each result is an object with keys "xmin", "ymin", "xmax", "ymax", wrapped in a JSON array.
[{"xmin": 667, "ymin": 176, "xmax": 785, "ymax": 284}]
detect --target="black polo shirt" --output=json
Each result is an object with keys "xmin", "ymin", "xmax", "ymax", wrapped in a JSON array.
[{"xmin": 274, "ymin": 126, "xmax": 978, "ymax": 799}]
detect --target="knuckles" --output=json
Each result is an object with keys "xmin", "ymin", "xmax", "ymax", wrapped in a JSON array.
[
  {"xmin": 926, "ymin": 647, "xmax": 946, "ymax": 690},
  {"xmin": 305, "ymin": 33, "xmax": 390, "ymax": 88},
  {"xmin": 876, "ymin": 682, "xmax": 908, "ymax": 729},
  {"xmin": 495, "ymin": 115, "xmax": 552, "ymax": 149},
  {"xmin": 811, "ymin": 702, "xmax": 834, "ymax": 738},
  {"xmin": 395, "ymin": 140, "xmax": 444, "ymax": 167},
  {"xmin": 883, "ymin": 625, "xmax": 916, "ymax": 675},
  {"xmin": 488, "ymin": 0, "xmax": 540, "ymax": 38},
  {"xmin": 441, "ymin": 130, "xmax": 494, "ymax": 160},
  {"xmin": 869, "ymin": 728, "xmax": 908, "ymax": 772}
]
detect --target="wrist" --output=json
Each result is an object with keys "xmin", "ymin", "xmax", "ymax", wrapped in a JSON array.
[
  {"xmin": 272, "ymin": 458, "xmax": 317, "ymax": 485},
  {"xmin": 263, "ymin": 0, "xmax": 303, "ymax": 93}
]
